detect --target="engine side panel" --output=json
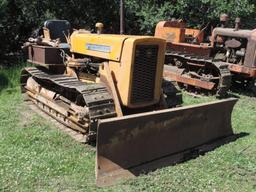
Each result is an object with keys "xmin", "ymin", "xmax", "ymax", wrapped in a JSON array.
[
  {"xmin": 99, "ymin": 37, "xmax": 166, "ymax": 108},
  {"xmin": 155, "ymin": 21, "xmax": 186, "ymax": 43},
  {"xmin": 70, "ymin": 33, "xmax": 128, "ymax": 61},
  {"xmin": 212, "ymin": 28, "xmax": 256, "ymax": 67}
]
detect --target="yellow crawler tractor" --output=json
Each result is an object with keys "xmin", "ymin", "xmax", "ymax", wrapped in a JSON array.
[{"xmin": 21, "ymin": 20, "xmax": 237, "ymax": 186}]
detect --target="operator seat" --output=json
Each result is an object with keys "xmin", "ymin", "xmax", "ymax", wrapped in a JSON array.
[{"xmin": 44, "ymin": 20, "xmax": 72, "ymax": 43}]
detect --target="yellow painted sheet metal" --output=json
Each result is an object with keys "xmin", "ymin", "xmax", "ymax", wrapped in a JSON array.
[{"xmin": 70, "ymin": 32, "xmax": 153, "ymax": 61}]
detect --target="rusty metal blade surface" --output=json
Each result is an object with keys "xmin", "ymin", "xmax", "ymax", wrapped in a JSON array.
[{"xmin": 96, "ymin": 98, "xmax": 237, "ymax": 186}]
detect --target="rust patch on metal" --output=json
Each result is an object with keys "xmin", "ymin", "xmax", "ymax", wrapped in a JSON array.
[
  {"xmin": 168, "ymin": 43, "xmax": 212, "ymax": 57},
  {"xmin": 229, "ymin": 64, "xmax": 256, "ymax": 77},
  {"xmin": 164, "ymin": 68, "xmax": 216, "ymax": 90}
]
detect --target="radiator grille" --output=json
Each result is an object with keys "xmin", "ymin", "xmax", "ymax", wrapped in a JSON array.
[{"xmin": 131, "ymin": 45, "xmax": 159, "ymax": 104}]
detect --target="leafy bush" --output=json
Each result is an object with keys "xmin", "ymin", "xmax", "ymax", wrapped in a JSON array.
[
  {"xmin": 0, "ymin": 0, "xmax": 255, "ymax": 61},
  {"xmin": 125, "ymin": 0, "xmax": 256, "ymax": 34}
]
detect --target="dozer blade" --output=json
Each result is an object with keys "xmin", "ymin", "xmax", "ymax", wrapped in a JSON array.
[{"xmin": 96, "ymin": 98, "xmax": 237, "ymax": 186}]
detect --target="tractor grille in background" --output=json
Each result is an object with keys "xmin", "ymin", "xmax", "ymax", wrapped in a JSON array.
[{"xmin": 131, "ymin": 45, "xmax": 159, "ymax": 104}]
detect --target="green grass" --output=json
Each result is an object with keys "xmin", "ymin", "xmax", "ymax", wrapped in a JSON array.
[
  {"xmin": 0, "ymin": 66, "xmax": 256, "ymax": 191},
  {"xmin": 0, "ymin": 64, "xmax": 26, "ymax": 92}
]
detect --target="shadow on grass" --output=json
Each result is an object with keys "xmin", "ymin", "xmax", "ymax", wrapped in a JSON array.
[
  {"xmin": 0, "ymin": 62, "xmax": 28, "ymax": 94},
  {"xmin": 225, "ymin": 92, "xmax": 241, "ymax": 99},
  {"xmin": 0, "ymin": 73, "xmax": 11, "ymax": 93},
  {"xmin": 230, "ymin": 86, "xmax": 256, "ymax": 98},
  {"xmin": 229, "ymin": 79, "xmax": 256, "ymax": 97}
]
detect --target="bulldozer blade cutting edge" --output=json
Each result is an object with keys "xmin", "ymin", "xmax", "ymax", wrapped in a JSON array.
[{"xmin": 96, "ymin": 98, "xmax": 237, "ymax": 186}]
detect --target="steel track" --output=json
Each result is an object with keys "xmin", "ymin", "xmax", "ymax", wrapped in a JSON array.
[
  {"xmin": 21, "ymin": 67, "xmax": 117, "ymax": 142},
  {"xmin": 166, "ymin": 51, "xmax": 232, "ymax": 96}
]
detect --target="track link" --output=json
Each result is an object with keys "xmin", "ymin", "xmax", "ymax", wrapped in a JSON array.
[
  {"xmin": 21, "ymin": 67, "xmax": 116, "ymax": 142},
  {"xmin": 165, "ymin": 51, "xmax": 231, "ymax": 97}
]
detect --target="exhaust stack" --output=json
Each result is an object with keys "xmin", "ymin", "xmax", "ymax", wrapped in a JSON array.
[
  {"xmin": 220, "ymin": 13, "xmax": 229, "ymax": 28},
  {"xmin": 120, "ymin": 0, "xmax": 125, "ymax": 34},
  {"xmin": 234, "ymin": 17, "xmax": 241, "ymax": 31}
]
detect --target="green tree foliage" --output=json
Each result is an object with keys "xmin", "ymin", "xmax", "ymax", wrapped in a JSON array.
[
  {"xmin": 0, "ymin": 0, "xmax": 255, "ymax": 60},
  {"xmin": 125, "ymin": 0, "xmax": 256, "ymax": 34},
  {"xmin": 0, "ymin": 0, "xmax": 120, "ymax": 59}
]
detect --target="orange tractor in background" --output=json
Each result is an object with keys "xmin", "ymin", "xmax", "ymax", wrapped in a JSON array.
[{"xmin": 155, "ymin": 15, "xmax": 256, "ymax": 96}]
